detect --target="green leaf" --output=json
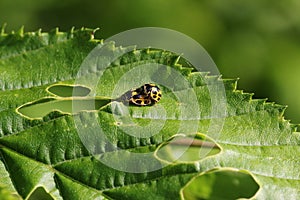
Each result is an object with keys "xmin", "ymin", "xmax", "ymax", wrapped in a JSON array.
[{"xmin": 0, "ymin": 27, "xmax": 299, "ymax": 199}]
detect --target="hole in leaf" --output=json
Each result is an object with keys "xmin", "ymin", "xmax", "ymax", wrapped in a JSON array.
[
  {"xmin": 47, "ymin": 84, "xmax": 91, "ymax": 97},
  {"xmin": 155, "ymin": 133, "xmax": 221, "ymax": 163},
  {"xmin": 28, "ymin": 187, "xmax": 54, "ymax": 200},
  {"xmin": 17, "ymin": 97, "xmax": 111, "ymax": 119},
  {"xmin": 181, "ymin": 168, "xmax": 260, "ymax": 200}
]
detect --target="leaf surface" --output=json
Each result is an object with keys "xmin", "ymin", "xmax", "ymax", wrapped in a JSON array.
[{"xmin": 0, "ymin": 27, "xmax": 299, "ymax": 199}]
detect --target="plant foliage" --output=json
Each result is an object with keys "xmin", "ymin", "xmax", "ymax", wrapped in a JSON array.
[{"xmin": 0, "ymin": 27, "xmax": 299, "ymax": 199}]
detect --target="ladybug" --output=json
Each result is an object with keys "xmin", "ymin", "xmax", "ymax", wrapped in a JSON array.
[
  {"xmin": 131, "ymin": 94, "xmax": 152, "ymax": 106},
  {"xmin": 122, "ymin": 83, "xmax": 162, "ymax": 106},
  {"xmin": 143, "ymin": 83, "xmax": 162, "ymax": 103}
]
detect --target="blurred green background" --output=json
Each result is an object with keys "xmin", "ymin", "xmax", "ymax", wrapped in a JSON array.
[{"xmin": 1, "ymin": 0, "xmax": 300, "ymax": 123}]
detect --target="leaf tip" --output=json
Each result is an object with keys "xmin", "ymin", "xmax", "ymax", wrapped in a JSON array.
[
  {"xmin": 277, "ymin": 104, "xmax": 288, "ymax": 116},
  {"xmin": 91, "ymin": 27, "xmax": 100, "ymax": 40},
  {"xmin": 0, "ymin": 23, "xmax": 7, "ymax": 35},
  {"xmin": 36, "ymin": 28, "xmax": 42, "ymax": 36},
  {"xmin": 70, "ymin": 26, "xmax": 75, "ymax": 34},
  {"xmin": 290, "ymin": 123, "xmax": 300, "ymax": 132},
  {"xmin": 17, "ymin": 26, "xmax": 24, "ymax": 36}
]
